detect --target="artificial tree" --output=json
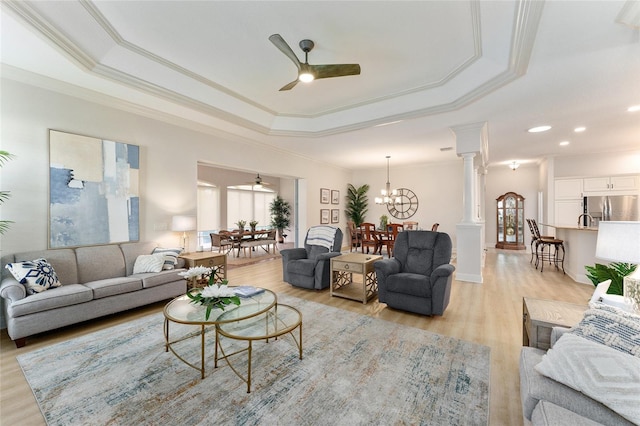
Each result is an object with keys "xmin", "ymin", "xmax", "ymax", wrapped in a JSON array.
[
  {"xmin": 345, "ymin": 183, "xmax": 369, "ymax": 226},
  {"xmin": 269, "ymin": 195, "xmax": 291, "ymax": 243},
  {"xmin": 0, "ymin": 151, "xmax": 14, "ymax": 235}
]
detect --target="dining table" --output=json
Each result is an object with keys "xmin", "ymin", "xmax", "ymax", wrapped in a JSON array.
[{"xmin": 226, "ymin": 229, "xmax": 273, "ymax": 257}]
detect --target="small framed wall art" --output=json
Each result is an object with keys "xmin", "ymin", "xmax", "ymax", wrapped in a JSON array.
[
  {"xmin": 331, "ymin": 209, "xmax": 339, "ymax": 223},
  {"xmin": 320, "ymin": 188, "xmax": 330, "ymax": 204},
  {"xmin": 331, "ymin": 190, "xmax": 340, "ymax": 204},
  {"xmin": 320, "ymin": 209, "xmax": 330, "ymax": 224}
]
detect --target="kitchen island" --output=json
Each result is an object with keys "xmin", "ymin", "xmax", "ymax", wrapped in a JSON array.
[{"xmin": 539, "ymin": 224, "xmax": 598, "ymax": 285}]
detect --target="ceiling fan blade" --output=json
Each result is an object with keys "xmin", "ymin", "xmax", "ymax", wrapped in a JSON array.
[
  {"xmin": 311, "ymin": 64, "xmax": 361, "ymax": 80},
  {"xmin": 279, "ymin": 79, "xmax": 299, "ymax": 91},
  {"xmin": 269, "ymin": 34, "xmax": 301, "ymax": 71}
]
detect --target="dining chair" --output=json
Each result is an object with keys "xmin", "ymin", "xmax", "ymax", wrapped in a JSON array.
[
  {"xmin": 359, "ymin": 222, "xmax": 380, "ymax": 254},
  {"xmin": 431, "ymin": 223, "xmax": 440, "ymax": 231},
  {"xmin": 403, "ymin": 221, "xmax": 419, "ymax": 230},
  {"xmin": 347, "ymin": 220, "xmax": 361, "ymax": 252},
  {"xmin": 210, "ymin": 232, "xmax": 234, "ymax": 254},
  {"xmin": 384, "ymin": 223, "xmax": 404, "ymax": 257}
]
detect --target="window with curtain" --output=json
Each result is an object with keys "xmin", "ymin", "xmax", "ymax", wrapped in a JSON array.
[
  {"xmin": 227, "ymin": 187, "xmax": 276, "ymax": 229},
  {"xmin": 197, "ymin": 183, "xmax": 219, "ymax": 248}
]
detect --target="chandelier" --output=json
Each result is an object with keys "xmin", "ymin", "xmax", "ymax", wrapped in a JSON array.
[{"xmin": 375, "ymin": 156, "xmax": 401, "ymax": 205}]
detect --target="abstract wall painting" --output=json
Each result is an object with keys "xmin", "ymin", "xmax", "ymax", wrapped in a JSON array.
[{"xmin": 49, "ymin": 130, "xmax": 140, "ymax": 248}]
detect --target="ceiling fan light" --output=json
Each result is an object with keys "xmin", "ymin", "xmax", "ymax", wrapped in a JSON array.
[{"xmin": 299, "ymin": 72, "xmax": 314, "ymax": 83}]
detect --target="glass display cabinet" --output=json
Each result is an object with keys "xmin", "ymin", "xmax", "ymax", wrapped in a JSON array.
[{"xmin": 496, "ymin": 192, "xmax": 525, "ymax": 250}]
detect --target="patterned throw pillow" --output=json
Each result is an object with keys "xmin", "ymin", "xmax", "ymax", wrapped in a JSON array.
[
  {"xmin": 5, "ymin": 258, "xmax": 62, "ymax": 295},
  {"xmin": 570, "ymin": 302, "xmax": 640, "ymax": 357},
  {"xmin": 132, "ymin": 254, "xmax": 165, "ymax": 274},
  {"xmin": 152, "ymin": 247, "xmax": 183, "ymax": 270}
]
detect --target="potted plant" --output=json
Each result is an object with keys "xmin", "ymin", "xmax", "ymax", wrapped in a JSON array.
[
  {"xmin": 249, "ymin": 220, "xmax": 259, "ymax": 233},
  {"xmin": 345, "ymin": 183, "xmax": 369, "ymax": 226},
  {"xmin": 380, "ymin": 214, "xmax": 388, "ymax": 230},
  {"xmin": 0, "ymin": 151, "xmax": 14, "ymax": 235},
  {"xmin": 269, "ymin": 195, "xmax": 291, "ymax": 243},
  {"xmin": 235, "ymin": 220, "xmax": 247, "ymax": 233},
  {"xmin": 585, "ymin": 262, "xmax": 637, "ymax": 295}
]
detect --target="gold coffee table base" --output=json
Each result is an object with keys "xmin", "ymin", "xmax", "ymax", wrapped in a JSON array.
[{"xmin": 215, "ymin": 303, "xmax": 303, "ymax": 393}]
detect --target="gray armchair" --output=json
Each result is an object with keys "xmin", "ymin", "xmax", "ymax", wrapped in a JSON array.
[
  {"xmin": 374, "ymin": 230, "xmax": 455, "ymax": 316},
  {"xmin": 281, "ymin": 227, "xmax": 343, "ymax": 290}
]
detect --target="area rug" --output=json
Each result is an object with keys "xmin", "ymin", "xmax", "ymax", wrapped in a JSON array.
[{"xmin": 18, "ymin": 295, "xmax": 490, "ymax": 425}]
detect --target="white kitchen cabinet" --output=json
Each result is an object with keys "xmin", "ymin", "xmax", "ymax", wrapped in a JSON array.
[
  {"xmin": 555, "ymin": 179, "xmax": 583, "ymax": 199},
  {"xmin": 583, "ymin": 175, "xmax": 638, "ymax": 193},
  {"xmin": 554, "ymin": 199, "xmax": 583, "ymax": 227}
]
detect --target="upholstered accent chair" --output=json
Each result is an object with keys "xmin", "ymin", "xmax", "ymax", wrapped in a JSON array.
[
  {"xmin": 281, "ymin": 227, "xmax": 343, "ymax": 290},
  {"xmin": 374, "ymin": 230, "xmax": 455, "ymax": 316}
]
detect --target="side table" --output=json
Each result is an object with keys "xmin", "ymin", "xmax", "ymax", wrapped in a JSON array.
[
  {"xmin": 330, "ymin": 253, "xmax": 382, "ymax": 304},
  {"xmin": 179, "ymin": 252, "xmax": 227, "ymax": 288},
  {"xmin": 522, "ymin": 297, "xmax": 587, "ymax": 350}
]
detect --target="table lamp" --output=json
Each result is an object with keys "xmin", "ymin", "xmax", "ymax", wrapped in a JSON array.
[
  {"xmin": 595, "ymin": 221, "xmax": 640, "ymax": 313},
  {"xmin": 171, "ymin": 215, "xmax": 196, "ymax": 251}
]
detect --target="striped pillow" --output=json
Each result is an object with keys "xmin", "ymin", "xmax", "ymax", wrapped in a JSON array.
[{"xmin": 152, "ymin": 247, "xmax": 183, "ymax": 270}]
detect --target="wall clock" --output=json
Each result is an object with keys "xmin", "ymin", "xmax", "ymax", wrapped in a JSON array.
[{"xmin": 387, "ymin": 188, "xmax": 419, "ymax": 220}]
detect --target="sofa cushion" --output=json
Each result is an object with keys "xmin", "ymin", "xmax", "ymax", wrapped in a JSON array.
[
  {"xmin": 519, "ymin": 347, "xmax": 633, "ymax": 425},
  {"xmin": 287, "ymin": 259, "xmax": 316, "ymax": 277},
  {"xmin": 535, "ymin": 333, "xmax": 640, "ymax": 424},
  {"xmin": 83, "ymin": 277, "xmax": 143, "ymax": 299},
  {"xmin": 570, "ymin": 302, "xmax": 640, "ymax": 357},
  {"xmin": 307, "ymin": 245, "xmax": 328, "ymax": 262},
  {"xmin": 8, "ymin": 284, "xmax": 93, "ymax": 317},
  {"xmin": 132, "ymin": 254, "xmax": 165, "ymax": 274},
  {"xmin": 5, "ymin": 258, "xmax": 62, "ymax": 295},
  {"xmin": 10, "ymin": 249, "xmax": 78, "ymax": 285},
  {"xmin": 138, "ymin": 269, "xmax": 185, "ymax": 289},
  {"xmin": 75, "ymin": 245, "xmax": 126, "ymax": 283},
  {"xmin": 386, "ymin": 273, "xmax": 431, "ymax": 297},
  {"xmin": 151, "ymin": 247, "xmax": 183, "ymax": 270},
  {"xmin": 532, "ymin": 401, "xmax": 604, "ymax": 426}
]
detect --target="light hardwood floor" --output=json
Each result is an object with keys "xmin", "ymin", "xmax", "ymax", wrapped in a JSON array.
[{"xmin": 0, "ymin": 249, "xmax": 594, "ymax": 425}]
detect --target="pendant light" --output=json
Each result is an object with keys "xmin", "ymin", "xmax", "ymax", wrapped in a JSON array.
[{"xmin": 375, "ymin": 156, "xmax": 401, "ymax": 205}]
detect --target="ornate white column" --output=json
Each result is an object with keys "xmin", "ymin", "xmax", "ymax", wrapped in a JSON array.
[{"xmin": 450, "ymin": 122, "xmax": 489, "ymax": 283}]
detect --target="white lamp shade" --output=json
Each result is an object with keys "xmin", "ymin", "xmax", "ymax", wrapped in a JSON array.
[
  {"xmin": 171, "ymin": 215, "xmax": 196, "ymax": 232},
  {"xmin": 595, "ymin": 221, "xmax": 640, "ymax": 264}
]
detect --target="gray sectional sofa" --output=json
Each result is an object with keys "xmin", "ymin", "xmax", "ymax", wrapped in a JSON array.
[
  {"xmin": 1, "ymin": 242, "xmax": 187, "ymax": 347},
  {"xmin": 520, "ymin": 317, "xmax": 638, "ymax": 425}
]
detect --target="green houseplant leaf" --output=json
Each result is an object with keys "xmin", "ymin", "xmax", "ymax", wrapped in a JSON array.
[
  {"xmin": 0, "ymin": 150, "xmax": 15, "ymax": 235},
  {"xmin": 345, "ymin": 183, "xmax": 369, "ymax": 226},
  {"xmin": 584, "ymin": 262, "xmax": 637, "ymax": 295}
]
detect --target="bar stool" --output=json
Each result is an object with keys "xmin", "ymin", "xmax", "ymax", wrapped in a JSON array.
[{"xmin": 536, "ymin": 237, "xmax": 565, "ymax": 273}]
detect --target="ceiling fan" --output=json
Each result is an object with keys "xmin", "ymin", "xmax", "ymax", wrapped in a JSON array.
[
  {"xmin": 247, "ymin": 173, "xmax": 272, "ymax": 188},
  {"xmin": 269, "ymin": 34, "xmax": 361, "ymax": 91}
]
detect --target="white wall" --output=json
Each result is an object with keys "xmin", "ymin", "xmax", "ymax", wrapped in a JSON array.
[
  {"xmin": 0, "ymin": 78, "xmax": 351, "ymax": 257},
  {"xmin": 352, "ymin": 161, "xmax": 464, "ymax": 245}
]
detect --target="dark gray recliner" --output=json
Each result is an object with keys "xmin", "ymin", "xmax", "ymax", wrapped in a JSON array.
[
  {"xmin": 281, "ymin": 227, "xmax": 343, "ymax": 290},
  {"xmin": 374, "ymin": 230, "xmax": 455, "ymax": 316}
]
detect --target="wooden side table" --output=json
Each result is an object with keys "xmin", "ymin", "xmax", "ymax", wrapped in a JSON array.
[
  {"xmin": 522, "ymin": 297, "xmax": 587, "ymax": 350},
  {"xmin": 330, "ymin": 253, "xmax": 382, "ymax": 304},
  {"xmin": 179, "ymin": 252, "xmax": 227, "ymax": 288}
]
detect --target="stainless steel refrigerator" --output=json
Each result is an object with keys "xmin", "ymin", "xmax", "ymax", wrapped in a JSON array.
[{"xmin": 583, "ymin": 195, "xmax": 640, "ymax": 226}]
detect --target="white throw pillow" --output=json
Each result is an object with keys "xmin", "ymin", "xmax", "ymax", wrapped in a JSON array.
[
  {"xmin": 535, "ymin": 333, "xmax": 640, "ymax": 424},
  {"xmin": 133, "ymin": 254, "xmax": 165, "ymax": 274},
  {"xmin": 151, "ymin": 247, "xmax": 183, "ymax": 270}
]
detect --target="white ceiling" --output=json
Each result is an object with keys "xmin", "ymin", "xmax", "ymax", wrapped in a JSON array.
[{"xmin": 2, "ymin": 0, "xmax": 639, "ymax": 170}]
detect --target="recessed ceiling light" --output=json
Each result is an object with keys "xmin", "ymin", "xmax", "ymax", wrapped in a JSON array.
[
  {"xmin": 574, "ymin": 127, "xmax": 586, "ymax": 132},
  {"xmin": 628, "ymin": 105, "xmax": 640, "ymax": 112},
  {"xmin": 559, "ymin": 141, "xmax": 570, "ymax": 146},
  {"xmin": 527, "ymin": 125, "xmax": 551, "ymax": 133}
]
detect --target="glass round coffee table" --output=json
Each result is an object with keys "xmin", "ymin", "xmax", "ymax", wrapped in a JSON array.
[
  {"xmin": 163, "ymin": 287, "xmax": 276, "ymax": 378},
  {"xmin": 216, "ymin": 303, "xmax": 302, "ymax": 393}
]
